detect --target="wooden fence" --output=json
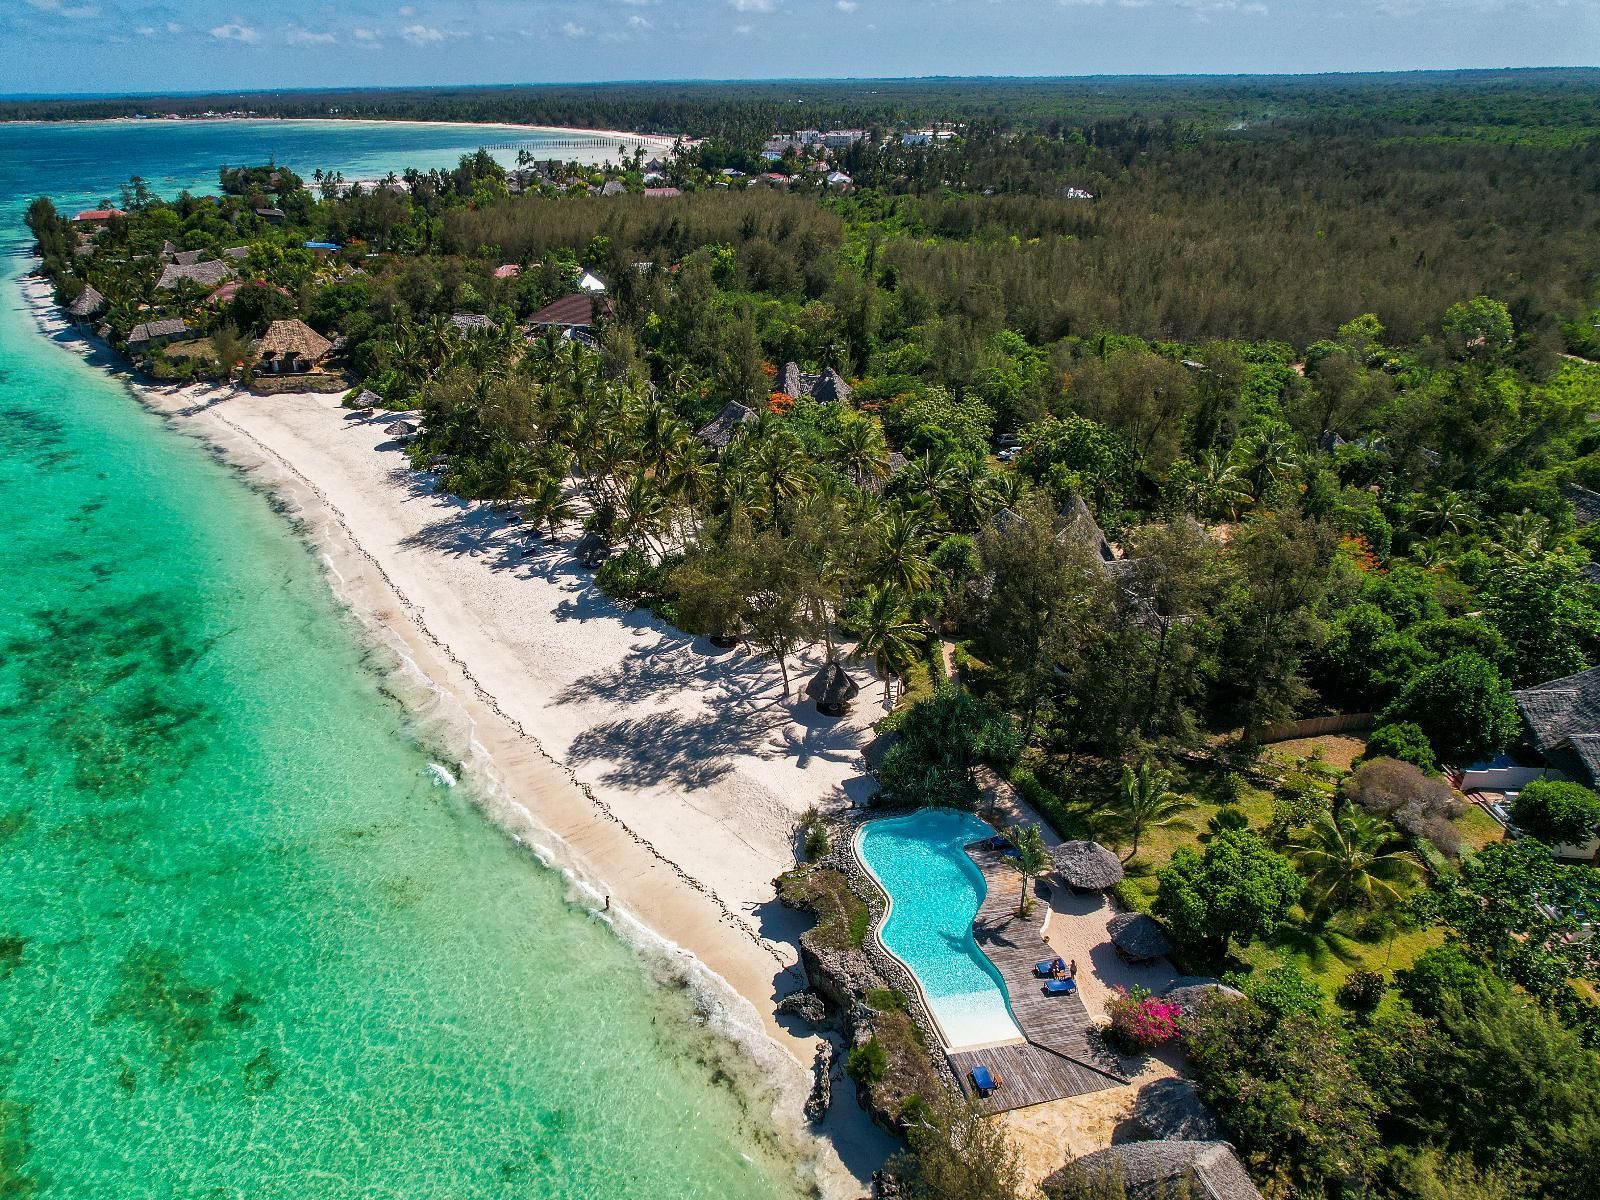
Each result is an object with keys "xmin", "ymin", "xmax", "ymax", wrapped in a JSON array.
[{"xmin": 1255, "ymin": 713, "xmax": 1375, "ymax": 743}]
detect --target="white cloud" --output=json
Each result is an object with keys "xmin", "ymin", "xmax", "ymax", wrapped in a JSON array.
[
  {"xmin": 166, "ymin": 21, "xmax": 183, "ymax": 33},
  {"xmin": 26, "ymin": 0, "xmax": 101, "ymax": 17},
  {"xmin": 210, "ymin": 22, "xmax": 260, "ymax": 43},
  {"xmin": 728, "ymin": 0, "xmax": 777, "ymax": 10},
  {"xmin": 836, "ymin": 0, "xmax": 859, "ymax": 10},
  {"xmin": 561, "ymin": 20, "xmax": 588, "ymax": 36},
  {"xmin": 135, "ymin": 25, "xmax": 155, "ymax": 36},
  {"xmin": 398, "ymin": 5, "xmax": 416, "ymax": 14},
  {"xmin": 734, "ymin": 21, "xmax": 754, "ymax": 32},
  {"xmin": 627, "ymin": 14, "xmax": 651, "ymax": 28},
  {"xmin": 285, "ymin": 26, "xmax": 337, "ymax": 45},
  {"xmin": 400, "ymin": 23, "xmax": 445, "ymax": 43}
]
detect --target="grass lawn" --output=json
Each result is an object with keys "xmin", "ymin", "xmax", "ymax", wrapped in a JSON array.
[{"xmin": 1033, "ymin": 733, "xmax": 1503, "ymax": 999}]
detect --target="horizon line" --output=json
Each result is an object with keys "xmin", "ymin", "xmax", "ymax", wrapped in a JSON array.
[{"xmin": 5, "ymin": 65, "xmax": 1600, "ymax": 103}]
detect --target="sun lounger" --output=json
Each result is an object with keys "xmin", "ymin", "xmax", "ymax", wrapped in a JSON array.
[
  {"xmin": 985, "ymin": 835, "xmax": 1009, "ymax": 850},
  {"xmin": 1034, "ymin": 957, "xmax": 1066, "ymax": 977},
  {"xmin": 1044, "ymin": 977, "xmax": 1078, "ymax": 996},
  {"xmin": 970, "ymin": 1065, "xmax": 1001, "ymax": 1095}
]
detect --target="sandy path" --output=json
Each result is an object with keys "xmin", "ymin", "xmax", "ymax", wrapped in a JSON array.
[{"xmin": 24, "ymin": 276, "xmax": 891, "ymax": 1194}]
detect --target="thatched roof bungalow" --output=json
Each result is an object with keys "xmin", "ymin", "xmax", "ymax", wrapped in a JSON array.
[
  {"xmin": 776, "ymin": 362, "xmax": 853, "ymax": 405},
  {"xmin": 126, "ymin": 318, "xmax": 192, "ymax": 350},
  {"xmin": 255, "ymin": 319, "xmax": 332, "ymax": 375},
  {"xmin": 156, "ymin": 259, "xmax": 236, "ymax": 291},
  {"xmin": 694, "ymin": 401, "xmax": 757, "ymax": 454},
  {"xmin": 1044, "ymin": 1141, "xmax": 1262, "ymax": 1200},
  {"xmin": 1051, "ymin": 841, "xmax": 1124, "ymax": 891},
  {"xmin": 1108, "ymin": 912, "xmax": 1172, "ymax": 962},
  {"xmin": 806, "ymin": 660, "xmax": 860, "ymax": 716},
  {"xmin": 67, "ymin": 285, "xmax": 107, "ymax": 323},
  {"xmin": 1163, "ymin": 979, "xmax": 1246, "ymax": 1016}
]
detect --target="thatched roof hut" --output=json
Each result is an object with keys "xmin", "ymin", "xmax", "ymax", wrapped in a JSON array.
[
  {"xmin": 694, "ymin": 400, "xmax": 756, "ymax": 452},
  {"xmin": 806, "ymin": 660, "xmax": 860, "ymax": 716},
  {"xmin": 67, "ymin": 285, "xmax": 106, "ymax": 320},
  {"xmin": 1108, "ymin": 912, "xmax": 1172, "ymax": 961},
  {"xmin": 1131, "ymin": 1078, "xmax": 1222, "ymax": 1142},
  {"xmin": 1163, "ymin": 979, "xmax": 1245, "ymax": 1014},
  {"xmin": 255, "ymin": 319, "xmax": 332, "ymax": 374},
  {"xmin": 1051, "ymin": 841, "xmax": 1124, "ymax": 891},
  {"xmin": 155, "ymin": 259, "xmax": 236, "ymax": 291},
  {"xmin": 1044, "ymin": 1142, "xmax": 1262, "ymax": 1200}
]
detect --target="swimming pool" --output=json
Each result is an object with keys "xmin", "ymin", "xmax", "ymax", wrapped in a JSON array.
[{"xmin": 856, "ymin": 809, "xmax": 1025, "ymax": 1049}]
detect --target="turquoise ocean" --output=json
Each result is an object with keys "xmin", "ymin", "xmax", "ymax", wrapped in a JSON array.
[{"xmin": 0, "ymin": 121, "xmax": 802, "ymax": 1199}]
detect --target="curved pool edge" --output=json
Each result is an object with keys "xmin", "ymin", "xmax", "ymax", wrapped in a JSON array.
[{"xmin": 852, "ymin": 815, "xmax": 1027, "ymax": 1053}]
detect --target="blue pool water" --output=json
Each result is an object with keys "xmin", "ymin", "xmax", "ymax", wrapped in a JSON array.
[{"xmin": 856, "ymin": 809, "xmax": 1025, "ymax": 1049}]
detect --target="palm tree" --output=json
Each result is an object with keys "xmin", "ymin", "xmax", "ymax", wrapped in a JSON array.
[
  {"xmin": 1492, "ymin": 509, "xmax": 1552, "ymax": 562},
  {"xmin": 1112, "ymin": 762, "xmax": 1197, "ymax": 863},
  {"xmin": 1236, "ymin": 432, "xmax": 1295, "ymax": 502},
  {"xmin": 1288, "ymin": 805, "xmax": 1421, "ymax": 916},
  {"xmin": 1197, "ymin": 450, "xmax": 1252, "ymax": 520},
  {"xmin": 524, "ymin": 476, "xmax": 577, "ymax": 540},
  {"xmin": 876, "ymin": 510, "xmax": 934, "ymax": 594},
  {"xmin": 829, "ymin": 415, "xmax": 889, "ymax": 488},
  {"xmin": 1418, "ymin": 491, "xmax": 1475, "ymax": 537},
  {"xmin": 1010, "ymin": 823, "xmax": 1050, "ymax": 917},
  {"xmin": 845, "ymin": 583, "xmax": 925, "ymax": 704}
]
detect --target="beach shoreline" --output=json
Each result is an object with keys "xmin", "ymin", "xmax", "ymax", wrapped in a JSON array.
[
  {"xmin": 1, "ymin": 114, "xmax": 679, "ymax": 150},
  {"xmin": 23, "ymin": 273, "xmax": 889, "ymax": 1196}
]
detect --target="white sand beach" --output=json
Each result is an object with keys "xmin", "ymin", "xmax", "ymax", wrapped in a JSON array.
[{"xmin": 24, "ymin": 275, "xmax": 888, "ymax": 1194}]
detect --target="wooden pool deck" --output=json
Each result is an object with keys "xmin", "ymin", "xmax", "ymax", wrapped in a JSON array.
[{"xmin": 948, "ymin": 845, "xmax": 1128, "ymax": 1113}]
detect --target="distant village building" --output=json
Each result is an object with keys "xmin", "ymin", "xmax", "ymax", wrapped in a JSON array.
[
  {"xmin": 599, "ymin": 179, "xmax": 627, "ymax": 197},
  {"xmin": 642, "ymin": 186, "xmax": 683, "ymax": 198},
  {"xmin": 254, "ymin": 319, "xmax": 332, "ymax": 375},
  {"xmin": 493, "ymin": 264, "xmax": 521, "ymax": 279},
  {"xmin": 577, "ymin": 270, "xmax": 607, "ymax": 293},
  {"xmin": 826, "ymin": 170, "xmax": 854, "ymax": 190},
  {"xmin": 820, "ymin": 130, "xmax": 866, "ymax": 149},
  {"xmin": 72, "ymin": 208, "xmax": 125, "ymax": 225},
  {"xmin": 254, "ymin": 207, "xmax": 286, "ymax": 225}
]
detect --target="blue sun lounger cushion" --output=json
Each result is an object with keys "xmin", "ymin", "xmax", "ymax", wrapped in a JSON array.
[
  {"xmin": 1035, "ymin": 957, "xmax": 1065, "ymax": 977},
  {"xmin": 970, "ymin": 1065, "xmax": 999, "ymax": 1094},
  {"xmin": 1044, "ymin": 977, "xmax": 1077, "ymax": 996}
]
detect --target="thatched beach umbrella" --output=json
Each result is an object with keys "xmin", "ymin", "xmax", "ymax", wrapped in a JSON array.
[
  {"xmin": 1131, "ymin": 1078, "xmax": 1222, "ymax": 1142},
  {"xmin": 574, "ymin": 531, "xmax": 612, "ymax": 570},
  {"xmin": 1051, "ymin": 840, "xmax": 1124, "ymax": 891},
  {"xmin": 384, "ymin": 420, "xmax": 417, "ymax": 437},
  {"xmin": 353, "ymin": 389, "xmax": 384, "ymax": 409},
  {"xmin": 806, "ymin": 660, "xmax": 860, "ymax": 717},
  {"xmin": 1108, "ymin": 912, "xmax": 1172, "ymax": 962}
]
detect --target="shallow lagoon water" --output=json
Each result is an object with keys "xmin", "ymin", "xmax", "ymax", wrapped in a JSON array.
[{"xmin": 0, "ymin": 121, "xmax": 797, "ymax": 1199}]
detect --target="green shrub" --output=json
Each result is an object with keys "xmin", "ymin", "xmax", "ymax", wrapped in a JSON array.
[
  {"xmin": 1239, "ymin": 962, "xmax": 1325, "ymax": 1019},
  {"xmin": 1512, "ymin": 779, "xmax": 1600, "ymax": 847},
  {"xmin": 1335, "ymin": 968, "xmax": 1387, "ymax": 1014},
  {"xmin": 866, "ymin": 987, "xmax": 909, "ymax": 1012},
  {"xmin": 1365, "ymin": 722, "xmax": 1437, "ymax": 773},
  {"xmin": 846, "ymin": 1037, "xmax": 889, "ymax": 1084}
]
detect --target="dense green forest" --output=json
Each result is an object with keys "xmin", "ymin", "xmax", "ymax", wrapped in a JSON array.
[
  {"xmin": 7, "ymin": 69, "xmax": 1600, "ymax": 145},
  {"xmin": 27, "ymin": 86, "xmax": 1600, "ymax": 1200}
]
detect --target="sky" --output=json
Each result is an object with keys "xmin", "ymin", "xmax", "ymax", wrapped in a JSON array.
[{"xmin": 2, "ymin": 0, "xmax": 1598, "ymax": 94}]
